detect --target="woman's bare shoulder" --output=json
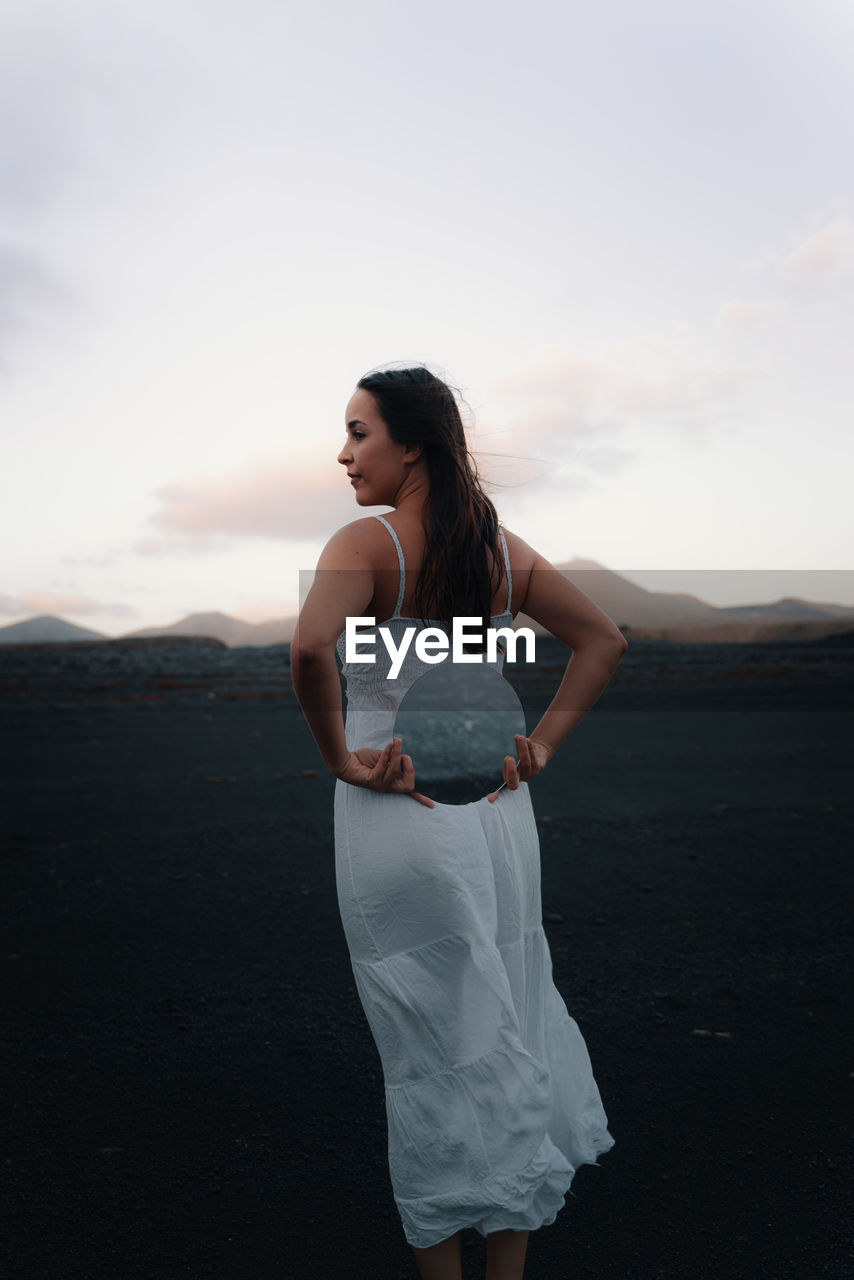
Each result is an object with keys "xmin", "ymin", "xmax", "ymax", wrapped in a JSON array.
[
  {"xmin": 316, "ymin": 515, "xmax": 390, "ymax": 568},
  {"xmin": 499, "ymin": 526, "xmax": 543, "ymax": 573}
]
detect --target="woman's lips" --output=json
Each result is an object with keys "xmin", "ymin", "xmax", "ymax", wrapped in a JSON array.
[{"xmin": 349, "ymin": 475, "xmax": 361, "ymax": 484}]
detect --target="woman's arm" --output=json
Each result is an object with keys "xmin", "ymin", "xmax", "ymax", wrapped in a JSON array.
[
  {"xmin": 290, "ymin": 623, "xmax": 351, "ymax": 775},
  {"xmin": 520, "ymin": 547, "xmax": 628, "ymax": 756},
  {"xmin": 290, "ymin": 521, "xmax": 434, "ymax": 806},
  {"xmin": 489, "ymin": 536, "xmax": 628, "ymax": 796},
  {"xmin": 290, "ymin": 522, "xmax": 375, "ymax": 774}
]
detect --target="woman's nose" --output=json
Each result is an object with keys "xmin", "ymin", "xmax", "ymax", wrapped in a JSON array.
[{"xmin": 337, "ymin": 442, "xmax": 351, "ymax": 465}]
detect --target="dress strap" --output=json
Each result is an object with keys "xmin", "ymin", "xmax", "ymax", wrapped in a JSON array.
[
  {"xmin": 372, "ymin": 514, "xmax": 406, "ymax": 617},
  {"xmin": 498, "ymin": 526, "xmax": 513, "ymax": 613}
]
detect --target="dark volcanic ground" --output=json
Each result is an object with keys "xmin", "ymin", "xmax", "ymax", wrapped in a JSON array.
[{"xmin": 1, "ymin": 635, "xmax": 852, "ymax": 1279}]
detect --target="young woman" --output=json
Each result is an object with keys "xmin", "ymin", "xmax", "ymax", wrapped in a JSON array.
[{"xmin": 291, "ymin": 366, "xmax": 626, "ymax": 1280}]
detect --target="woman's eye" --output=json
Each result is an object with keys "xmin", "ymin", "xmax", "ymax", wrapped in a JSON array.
[{"xmin": 353, "ymin": 431, "xmax": 365, "ymax": 440}]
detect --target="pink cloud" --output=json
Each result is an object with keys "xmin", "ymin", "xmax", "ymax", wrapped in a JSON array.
[
  {"xmin": 489, "ymin": 339, "xmax": 765, "ymax": 456},
  {"xmin": 138, "ymin": 453, "xmax": 353, "ymax": 550},
  {"xmin": 717, "ymin": 300, "xmax": 766, "ymax": 328},
  {"xmin": 781, "ymin": 216, "xmax": 854, "ymax": 279}
]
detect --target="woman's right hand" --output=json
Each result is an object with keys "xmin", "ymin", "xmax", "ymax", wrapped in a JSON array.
[
  {"xmin": 335, "ymin": 738, "xmax": 435, "ymax": 808},
  {"xmin": 487, "ymin": 734, "xmax": 552, "ymax": 802}
]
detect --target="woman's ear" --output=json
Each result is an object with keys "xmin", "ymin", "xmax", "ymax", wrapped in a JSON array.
[{"xmin": 402, "ymin": 440, "xmax": 423, "ymax": 464}]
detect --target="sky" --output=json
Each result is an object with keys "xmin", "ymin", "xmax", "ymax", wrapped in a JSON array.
[{"xmin": 2, "ymin": 0, "xmax": 853, "ymax": 635}]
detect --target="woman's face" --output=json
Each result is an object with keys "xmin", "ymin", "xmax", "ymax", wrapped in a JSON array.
[{"xmin": 338, "ymin": 388, "xmax": 420, "ymax": 507}]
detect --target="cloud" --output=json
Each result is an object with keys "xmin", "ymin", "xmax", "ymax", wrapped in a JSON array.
[
  {"xmin": 488, "ymin": 339, "xmax": 765, "ymax": 459},
  {"xmin": 718, "ymin": 300, "xmax": 767, "ymax": 328},
  {"xmin": 781, "ymin": 216, "xmax": 854, "ymax": 280},
  {"xmin": 137, "ymin": 453, "xmax": 352, "ymax": 552},
  {"xmin": 0, "ymin": 590, "xmax": 139, "ymax": 618}
]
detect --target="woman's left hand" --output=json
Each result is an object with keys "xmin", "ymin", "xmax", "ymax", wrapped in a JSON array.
[
  {"xmin": 334, "ymin": 738, "xmax": 435, "ymax": 808},
  {"xmin": 486, "ymin": 734, "xmax": 552, "ymax": 802}
]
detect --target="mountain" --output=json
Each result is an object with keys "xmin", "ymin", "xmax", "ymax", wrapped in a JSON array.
[
  {"xmin": 514, "ymin": 559, "xmax": 854, "ymax": 642},
  {"xmin": 119, "ymin": 611, "xmax": 297, "ymax": 647},
  {"xmin": 3, "ymin": 569, "xmax": 852, "ymax": 649},
  {"xmin": 550, "ymin": 559, "xmax": 717, "ymax": 627},
  {"xmin": 0, "ymin": 615, "xmax": 108, "ymax": 644}
]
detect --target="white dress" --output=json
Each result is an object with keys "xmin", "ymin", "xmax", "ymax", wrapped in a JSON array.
[{"xmin": 333, "ymin": 514, "xmax": 614, "ymax": 1249}]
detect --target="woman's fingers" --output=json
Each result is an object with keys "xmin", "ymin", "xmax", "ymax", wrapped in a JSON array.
[
  {"xmin": 488, "ymin": 756, "xmax": 518, "ymax": 803},
  {"xmin": 374, "ymin": 738, "xmax": 400, "ymax": 784},
  {"xmin": 393, "ymin": 746, "xmax": 434, "ymax": 808},
  {"xmin": 515, "ymin": 734, "xmax": 532, "ymax": 781},
  {"xmin": 379, "ymin": 740, "xmax": 417, "ymax": 793},
  {"xmin": 490, "ymin": 742, "xmax": 527, "ymax": 800},
  {"xmin": 399, "ymin": 752, "xmax": 416, "ymax": 790},
  {"xmin": 396, "ymin": 748, "xmax": 433, "ymax": 807},
  {"xmin": 390, "ymin": 739, "xmax": 410, "ymax": 789},
  {"xmin": 514, "ymin": 735, "xmax": 551, "ymax": 780},
  {"xmin": 504, "ymin": 753, "xmax": 520, "ymax": 789},
  {"xmin": 409, "ymin": 789, "xmax": 435, "ymax": 808},
  {"xmin": 383, "ymin": 737, "xmax": 400, "ymax": 779},
  {"xmin": 357, "ymin": 739, "xmax": 436, "ymax": 809},
  {"xmin": 347, "ymin": 741, "xmax": 434, "ymax": 806}
]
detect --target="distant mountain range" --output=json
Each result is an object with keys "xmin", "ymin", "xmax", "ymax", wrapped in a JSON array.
[
  {"xmin": 0, "ymin": 615, "xmax": 109, "ymax": 644},
  {"xmin": 2, "ymin": 559, "xmax": 854, "ymax": 646},
  {"xmin": 125, "ymin": 611, "xmax": 294, "ymax": 648}
]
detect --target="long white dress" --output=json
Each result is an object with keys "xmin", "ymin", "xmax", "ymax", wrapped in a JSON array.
[{"xmin": 333, "ymin": 514, "xmax": 614, "ymax": 1249}]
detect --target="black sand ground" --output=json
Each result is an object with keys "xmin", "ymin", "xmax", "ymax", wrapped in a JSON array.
[{"xmin": 2, "ymin": 636, "xmax": 852, "ymax": 1280}]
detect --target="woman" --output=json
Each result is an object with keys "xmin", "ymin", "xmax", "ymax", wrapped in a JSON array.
[{"xmin": 291, "ymin": 366, "xmax": 626, "ymax": 1280}]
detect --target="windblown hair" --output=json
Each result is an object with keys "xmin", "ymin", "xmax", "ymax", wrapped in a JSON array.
[{"xmin": 356, "ymin": 365, "xmax": 505, "ymax": 642}]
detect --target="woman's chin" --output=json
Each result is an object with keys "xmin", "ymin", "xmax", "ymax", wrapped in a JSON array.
[{"xmin": 352, "ymin": 485, "xmax": 388, "ymax": 506}]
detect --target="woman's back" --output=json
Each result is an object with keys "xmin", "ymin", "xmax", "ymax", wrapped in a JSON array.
[{"xmin": 348, "ymin": 512, "xmax": 536, "ymax": 627}]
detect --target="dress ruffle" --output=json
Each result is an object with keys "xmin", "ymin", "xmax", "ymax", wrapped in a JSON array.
[{"xmin": 351, "ymin": 926, "xmax": 614, "ymax": 1249}]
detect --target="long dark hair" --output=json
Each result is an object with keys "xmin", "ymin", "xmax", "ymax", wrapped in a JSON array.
[{"xmin": 357, "ymin": 365, "xmax": 506, "ymax": 641}]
